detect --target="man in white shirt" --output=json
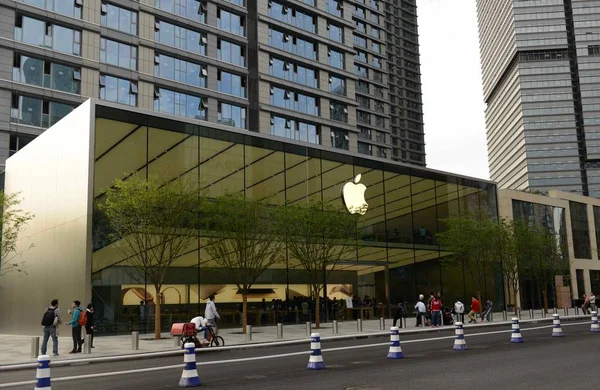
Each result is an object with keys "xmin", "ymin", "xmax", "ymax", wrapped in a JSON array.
[
  {"xmin": 414, "ymin": 298, "xmax": 426, "ymax": 327},
  {"xmin": 191, "ymin": 316, "xmax": 209, "ymax": 344},
  {"xmin": 591, "ymin": 293, "xmax": 597, "ymax": 312},
  {"xmin": 204, "ymin": 295, "xmax": 220, "ymax": 330}
]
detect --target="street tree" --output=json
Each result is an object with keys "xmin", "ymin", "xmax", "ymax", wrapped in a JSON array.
[
  {"xmin": 101, "ymin": 175, "xmax": 203, "ymax": 339},
  {"xmin": 203, "ymin": 194, "xmax": 285, "ymax": 333},
  {"xmin": 0, "ymin": 192, "xmax": 34, "ymax": 277},
  {"xmin": 279, "ymin": 201, "xmax": 360, "ymax": 329},
  {"xmin": 437, "ymin": 213, "xmax": 496, "ymax": 316}
]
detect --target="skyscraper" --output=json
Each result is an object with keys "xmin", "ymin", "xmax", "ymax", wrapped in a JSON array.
[
  {"xmin": 1, "ymin": 0, "xmax": 424, "ymax": 168},
  {"xmin": 477, "ymin": 0, "xmax": 600, "ymax": 197}
]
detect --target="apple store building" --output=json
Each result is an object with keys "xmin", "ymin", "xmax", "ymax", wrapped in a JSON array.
[{"xmin": 2, "ymin": 101, "xmax": 500, "ymax": 335}]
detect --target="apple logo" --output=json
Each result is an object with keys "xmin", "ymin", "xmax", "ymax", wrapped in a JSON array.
[{"xmin": 342, "ymin": 174, "xmax": 368, "ymax": 215}]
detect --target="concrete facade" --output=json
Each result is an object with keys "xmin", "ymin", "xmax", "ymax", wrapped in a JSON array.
[
  {"xmin": 0, "ymin": 0, "xmax": 426, "ymax": 170},
  {"xmin": 476, "ymin": 0, "xmax": 600, "ymax": 197}
]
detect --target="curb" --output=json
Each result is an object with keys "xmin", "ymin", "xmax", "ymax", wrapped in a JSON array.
[{"xmin": 0, "ymin": 314, "xmax": 589, "ymax": 372}]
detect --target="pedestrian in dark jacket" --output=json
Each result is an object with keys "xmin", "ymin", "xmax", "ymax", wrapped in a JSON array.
[
  {"xmin": 393, "ymin": 302, "xmax": 406, "ymax": 328},
  {"xmin": 84, "ymin": 304, "xmax": 95, "ymax": 348}
]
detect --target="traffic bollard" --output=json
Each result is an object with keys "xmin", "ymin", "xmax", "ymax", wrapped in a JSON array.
[
  {"xmin": 510, "ymin": 318, "xmax": 524, "ymax": 343},
  {"xmin": 179, "ymin": 342, "xmax": 201, "ymax": 387},
  {"xmin": 332, "ymin": 320, "xmax": 338, "ymax": 334},
  {"xmin": 305, "ymin": 322, "xmax": 312, "ymax": 336},
  {"xmin": 387, "ymin": 327, "xmax": 404, "ymax": 359},
  {"xmin": 277, "ymin": 323, "xmax": 283, "ymax": 339},
  {"xmin": 31, "ymin": 336, "xmax": 40, "ymax": 358},
  {"xmin": 402, "ymin": 316, "xmax": 407, "ymax": 329},
  {"xmin": 306, "ymin": 333, "xmax": 325, "ymax": 370},
  {"xmin": 357, "ymin": 318, "xmax": 363, "ymax": 332},
  {"xmin": 34, "ymin": 355, "xmax": 51, "ymax": 390},
  {"xmin": 132, "ymin": 331, "xmax": 139, "ymax": 350},
  {"xmin": 552, "ymin": 314, "xmax": 564, "ymax": 337},
  {"xmin": 502, "ymin": 310, "xmax": 507, "ymax": 321},
  {"xmin": 173, "ymin": 336, "xmax": 180, "ymax": 347},
  {"xmin": 246, "ymin": 325, "xmax": 252, "ymax": 341},
  {"xmin": 453, "ymin": 322, "xmax": 467, "ymax": 351},
  {"xmin": 529, "ymin": 309, "xmax": 533, "ymax": 319},
  {"xmin": 83, "ymin": 334, "xmax": 92, "ymax": 354},
  {"xmin": 591, "ymin": 311, "xmax": 600, "ymax": 332},
  {"xmin": 553, "ymin": 307, "xmax": 558, "ymax": 314},
  {"xmin": 379, "ymin": 317, "xmax": 385, "ymax": 330}
]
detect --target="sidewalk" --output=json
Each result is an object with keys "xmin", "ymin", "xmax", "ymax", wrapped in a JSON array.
[{"xmin": 0, "ymin": 310, "xmax": 586, "ymax": 366}]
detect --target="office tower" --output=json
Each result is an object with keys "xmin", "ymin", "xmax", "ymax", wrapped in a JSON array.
[
  {"xmin": 1, "ymin": 0, "xmax": 424, "ymax": 168},
  {"xmin": 477, "ymin": 0, "xmax": 600, "ymax": 197}
]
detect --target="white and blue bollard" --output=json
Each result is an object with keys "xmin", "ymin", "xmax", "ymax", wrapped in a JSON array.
[
  {"xmin": 179, "ymin": 342, "xmax": 201, "ymax": 387},
  {"xmin": 552, "ymin": 314, "xmax": 564, "ymax": 337},
  {"xmin": 387, "ymin": 327, "xmax": 404, "ymax": 359},
  {"xmin": 307, "ymin": 333, "xmax": 325, "ymax": 370},
  {"xmin": 452, "ymin": 322, "xmax": 467, "ymax": 351},
  {"xmin": 34, "ymin": 355, "xmax": 51, "ymax": 390},
  {"xmin": 591, "ymin": 311, "xmax": 600, "ymax": 333},
  {"xmin": 510, "ymin": 317, "xmax": 524, "ymax": 343}
]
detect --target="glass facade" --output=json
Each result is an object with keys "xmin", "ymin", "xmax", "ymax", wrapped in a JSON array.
[
  {"xmin": 90, "ymin": 106, "xmax": 497, "ymax": 334},
  {"xmin": 569, "ymin": 201, "xmax": 591, "ymax": 259},
  {"xmin": 101, "ymin": 3, "xmax": 138, "ymax": 35},
  {"xmin": 12, "ymin": 54, "xmax": 81, "ymax": 94},
  {"xmin": 154, "ymin": 0, "xmax": 206, "ymax": 24},
  {"xmin": 100, "ymin": 38, "xmax": 137, "ymax": 71},
  {"xmin": 14, "ymin": 16, "xmax": 81, "ymax": 56},
  {"xmin": 100, "ymin": 75, "xmax": 138, "ymax": 107},
  {"xmin": 154, "ymin": 54, "xmax": 207, "ymax": 88},
  {"xmin": 10, "ymin": 94, "xmax": 73, "ymax": 128},
  {"xmin": 155, "ymin": 20, "xmax": 207, "ymax": 56}
]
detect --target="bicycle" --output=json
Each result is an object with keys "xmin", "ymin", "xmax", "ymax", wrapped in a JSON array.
[{"xmin": 181, "ymin": 323, "xmax": 224, "ymax": 348}]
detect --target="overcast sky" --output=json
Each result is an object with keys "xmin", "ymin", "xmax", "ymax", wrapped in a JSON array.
[{"xmin": 418, "ymin": 0, "xmax": 490, "ymax": 180}]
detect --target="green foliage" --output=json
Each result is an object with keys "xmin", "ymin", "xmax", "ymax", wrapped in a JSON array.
[{"xmin": 0, "ymin": 192, "xmax": 34, "ymax": 276}]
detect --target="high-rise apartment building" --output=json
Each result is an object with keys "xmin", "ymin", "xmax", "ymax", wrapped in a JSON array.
[
  {"xmin": 1, "ymin": 0, "xmax": 424, "ymax": 168},
  {"xmin": 477, "ymin": 0, "xmax": 600, "ymax": 197}
]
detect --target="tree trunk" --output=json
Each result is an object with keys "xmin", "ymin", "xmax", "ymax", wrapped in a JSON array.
[
  {"xmin": 512, "ymin": 289, "xmax": 519, "ymax": 316},
  {"xmin": 315, "ymin": 294, "xmax": 321, "ymax": 329},
  {"xmin": 154, "ymin": 287, "xmax": 162, "ymax": 340},
  {"xmin": 477, "ymin": 291, "xmax": 483, "ymax": 317},
  {"xmin": 542, "ymin": 289, "xmax": 549, "ymax": 314},
  {"xmin": 242, "ymin": 293, "xmax": 248, "ymax": 334}
]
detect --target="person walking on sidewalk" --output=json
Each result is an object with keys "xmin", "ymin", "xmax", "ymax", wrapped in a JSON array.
[
  {"xmin": 590, "ymin": 293, "xmax": 597, "ymax": 312},
  {"xmin": 204, "ymin": 295, "xmax": 220, "ymax": 331},
  {"xmin": 40, "ymin": 299, "xmax": 62, "ymax": 357},
  {"xmin": 467, "ymin": 296, "xmax": 480, "ymax": 324},
  {"xmin": 454, "ymin": 298, "xmax": 465, "ymax": 324},
  {"xmin": 430, "ymin": 295, "xmax": 442, "ymax": 328},
  {"xmin": 67, "ymin": 300, "xmax": 84, "ymax": 353},
  {"xmin": 414, "ymin": 298, "xmax": 426, "ymax": 327},
  {"xmin": 84, "ymin": 304, "xmax": 95, "ymax": 348},
  {"xmin": 393, "ymin": 302, "xmax": 406, "ymax": 328},
  {"xmin": 481, "ymin": 300, "xmax": 493, "ymax": 323}
]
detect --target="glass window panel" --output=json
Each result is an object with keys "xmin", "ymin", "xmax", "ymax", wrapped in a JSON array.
[
  {"xmin": 20, "ymin": 17, "xmax": 45, "ymax": 47},
  {"xmin": 53, "ymin": 25, "xmax": 75, "ymax": 55},
  {"xmin": 18, "ymin": 56, "xmax": 44, "ymax": 87}
]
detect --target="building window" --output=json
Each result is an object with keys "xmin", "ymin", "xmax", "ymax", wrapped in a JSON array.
[
  {"xmin": 218, "ymin": 102, "xmax": 246, "ymax": 129},
  {"xmin": 12, "ymin": 54, "xmax": 81, "ymax": 94},
  {"xmin": 357, "ymin": 95, "xmax": 369, "ymax": 109},
  {"xmin": 356, "ymin": 80, "xmax": 369, "ymax": 94},
  {"xmin": 269, "ymin": 57, "xmax": 318, "ymax": 88},
  {"xmin": 371, "ymin": 41, "xmax": 380, "ymax": 53},
  {"xmin": 354, "ymin": 64, "xmax": 368, "ymax": 77},
  {"xmin": 370, "ymin": 26, "xmax": 380, "ymax": 39},
  {"xmin": 328, "ymin": 23, "xmax": 343, "ymax": 43},
  {"xmin": 358, "ymin": 142, "xmax": 372, "ymax": 155},
  {"xmin": 326, "ymin": 0, "xmax": 343, "ymax": 18},
  {"xmin": 99, "ymin": 75, "xmax": 137, "ymax": 106},
  {"xmin": 100, "ymin": 38, "xmax": 137, "ymax": 70},
  {"xmin": 588, "ymin": 45, "xmax": 600, "ymax": 56},
  {"xmin": 270, "ymin": 86, "xmax": 319, "ymax": 116},
  {"xmin": 101, "ymin": 3, "xmax": 137, "ymax": 35},
  {"xmin": 154, "ymin": 53, "xmax": 207, "ymax": 88},
  {"xmin": 270, "ymin": 115, "xmax": 319, "ymax": 144},
  {"xmin": 155, "ymin": 20, "xmax": 207, "ymax": 56},
  {"xmin": 217, "ymin": 8, "xmax": 245, "ymax": 36},
  {"xmin": 217, "ymin": 39, "xmax": 246, "ymax": 67},
  {"xmin": 9, "ymin": 133, "xmax": 35, "ymax": 157},
  {"xmin": 354, "ymin": 34, "xmax": 367, "ymax": 48},
  {"xmin": 330, "ymin": 101, "xmax": 348, "ymax": 122},
  {"xmin": 154, "ymin": 0, "xmax": 207, "ymax": 24},
  {"xmin": 358, "ymin": 127, "xmax": 371, "ymax": 141},
  {"xmin": 355, "ymin": 20, "xmax": 366, "ymax": 34},
  {"xmin": 357, "ymin": 111, "xmax": 370, "ymax": 124},
  {"xmin": 329, "ymin": 74, "xmax": 346, "ymax": 96},
  {"xmin": 10, "ymin": 93, "xmax": 73, "ymax": 128},
  {"xmin": 268, "ymin": 1, "xmax": 316, "ymax": 33},
  {"xmin": 570, "ymin": 201, "xmax": 591, "ymax": 259},
  {"xmin": 217, "ymin": 70, "xmax": 246, "ymax": 97},
  {"xmin": 354, "ymin": 5, "xmax": 365, "ymax": 18},
  {"xmin": 14, "ymin": 15, "xmax": 81, "ymax": 56},
  {"xmin": 375, "ymin": 131, "xmax": 385, "ymax": 143},
  {"xmin": 153, "ymin": 87, "xmax": 207, "ymax": 120},
  {"xmin": 226, "ymin": 0, "xmax": 244, "ymax": 6},
  {"xmin": 372, "ymin": 56, "xmax": 382, "ymax": 68},
  {"xmin": 328, "ymin": 48, "xmax": 344, "ymax": 69},
  {"xmin": 376, "ymin": 146, "xmax": 386, "ymax": 158},
  {"xmin": 268, "ymin": 28, "xmax": 317, "ymax": 61},
  {"xmin": 332, "ymin": 129, "xmax": 349, "ymax": 150},
  {"xmin": 19, "ymin": 0, "xmax": 82, "ymax": 19}
]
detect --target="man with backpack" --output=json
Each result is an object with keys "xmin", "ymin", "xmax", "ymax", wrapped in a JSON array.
[
  {"xmin": 41, "ymin": 299, "xmax": 62, "ymax": 356},
  {"xmin": 67, "ymin": 300, "xmax": 86, "ymax": 353}
]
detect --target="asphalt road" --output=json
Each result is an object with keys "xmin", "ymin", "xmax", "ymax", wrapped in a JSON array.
[{"xmin": 2, "ymin": 321, "xmax": 599, "ymax": 390}]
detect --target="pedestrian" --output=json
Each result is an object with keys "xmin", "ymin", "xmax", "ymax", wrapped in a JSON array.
[
  {"xmin": 430, "ymin": 295, "xmax": 442, "ymax": 328},
  {"xmin": 393, "ymin": 302, "xmax": 406, "ymax": 328},
  {"xmin": 481, "ymin": 300, "xmax": 493, "ymax": 323},
  {"xmin": 204, "ymin": 295, "xmax": 220, "ymax": 331},
  {"xmin": 191, "ymin": 315, "xmax": 209, "ymax": 345},
  {"xmin": 582, "ymin": 294, "xmax": 590, "ymax": 315},
  {"xmin": 414, "ymin": 297, "xmax": 426, "ymax": 327},
  {"xmin": 302, "ymin": 299, "xmax": 310, "ymax": 322},
  {"xmin": 467, "ymin": 296, "xmax": 480, "ymax": 324},
  {"xmin": 590, "ymin": 293, "xmax": 597, "ymax": 312},
  {"xmin": 84, "ymin": 304, "xmax": 95, "ymax": 348},
  {"xmin": 454, "ymin": 298, "xmax": 465, "ymax": 324},
  {"xmin": 40, "ymin": 299, "xmax": 62, "ymax": 357},
  {"xmin": 67, "ymin": 300, "xmax": 84, "ymax": 353}
]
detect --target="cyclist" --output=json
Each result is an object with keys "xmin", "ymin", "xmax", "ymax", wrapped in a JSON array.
[{"xmin": 190, "ymin": 315, "xmax": 209, "ymax": 345}]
